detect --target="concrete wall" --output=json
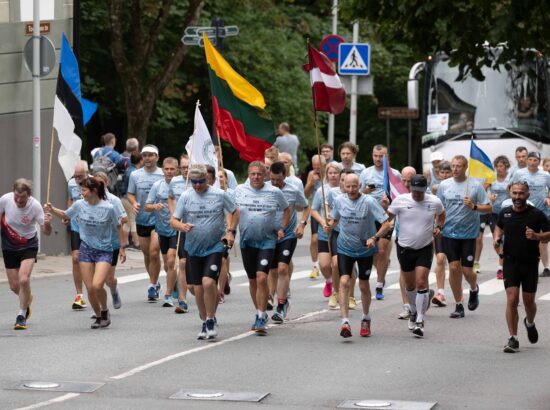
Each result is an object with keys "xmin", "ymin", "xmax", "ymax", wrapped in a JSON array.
[{"xmin": 0, "ymin": 0, "xmax": 74, "ymax": 255}]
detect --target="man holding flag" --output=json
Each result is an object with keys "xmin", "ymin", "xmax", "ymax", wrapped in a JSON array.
[{"xmin": 437, "ymin": 152, "xmax": 492, "ymax": 319}]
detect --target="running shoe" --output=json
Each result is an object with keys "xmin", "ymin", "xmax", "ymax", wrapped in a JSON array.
[
  {"xmin": 540, "ymin": 268, "xmax": 550, "ymax": 277},
  {"xmin": 496, "ymin": 269, "xmax": 504, "ymax": 280},
  {"xmin": 155, "ymin": 282, "xmax": 161, "ymax": 293},
  {"xmin": 206, "ymin": 318, "xmax": 217, "ymax": 339},
  {"xmin": 449, "ymin": 303, "xmax": 465, "ymax": 318},
  {"xmin": 271, "ymin": 309, "xmax": 284, "ymax": 324},
  {"xmin": 503, "ymin": 337, "xmax": 519, "ymax": 353},
  {"xmin": 412, "ymin": 322, "xmax": 424, "ymax": 338},
  {"xmin": 398, "ymin": 305, "xmax": 410, "ymax": 320},
  {"xmin": 90, "ymin": 313, "xmax": 97, "ymax": 320},
  {"xmin": 360, "ymin": 319, "xmax": 371, "ymax": 337},
  {"xmin": 473, "ymin": 262, "xmax": 480, "ymax": 273},
  {"xmin": 197, "ymin": 322, "xmax": 207, "ymax": 340},
  {"xmin": 172, "ymin": 282, "xmax": 179, "ymax": 300},
  {"xmin": 267, "ymin": 294, "xmax": 274, "ymax": 311},
  {"xmin": 72, "ymin": 294, "xmax": 87, "ymax": 310},
  {"xmin": 26, "ymin": 293, "xmax": 33, "ymax": 319},
  {"xmin": 431, "ymin": 292, "xmax": 447, "ymax": 307},
  {"xmin": 224, "ymin": 273, "xmax": 231, "ymax": 295},
  {"xmin": 255, "ymin": 316, "xmax": 267, "ymax": 335},
  {"xmin": 100, "ymin": 310, "xmax": 111, "ymax": 328},
  {"xmin": 309, "ymin": 266, "xmax": 319, "ymax": 279},
  {"xmin": 112, "ymin": 290, "xmax": 122, "ymax": 309},
  {"xmin": 524, "ymin": 317, "xmax": 539, "ymax": 344},
  {"xmin": 162, "ymin": 295, "xmax": 174, "ymax": 307},
  {"xmin": 375, "ymin": 287, "xmax": 384, "ymax": 300},
  {"xmin": 323, "ymin": 281, "xmax": 333, "ymax": 298},
  {"xmin": 348, "ymin": 296, "xmax": 357, "ymax": 310},
  {"xmin": 91, "ymin": 317, "xmax": 101, "ymax": 329},
  {"xmin": 468, "ymin": 286, "xmax": 480, "ymax": 311},
  {"xmin": 251, "ymin": 315, "xmax": 259, "ymax": 331},
  {"xmin": 147, "ymin": 286, "xmax": 157, "ymax": 301},
  {"xmin": 328, "ymin": 292, "xmax": 339, "ymax": 309},
  {"xmin": 408, "ymin": 312, "xmax": 417, "ymax": 330},
  {"xmin": 174, "ymin": 299, "xmax": 189, "ymax": 314},
  {"xmin": 282, "ymin": 299, "xmax": 291, "ymax": 319},
  {"xmin": 340, "ymin": 321, "xmax": 352, "ymax": 338},
  {"xmin": 14, "ymin": 315, "xmax": 27, "ymax": 330}
]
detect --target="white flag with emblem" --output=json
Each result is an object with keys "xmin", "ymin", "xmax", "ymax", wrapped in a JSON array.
[{"xmin": 185, "ymin": 102, "xmax": 219, "ymax": 187}]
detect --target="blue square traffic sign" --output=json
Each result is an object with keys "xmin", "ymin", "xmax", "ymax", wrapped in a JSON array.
[{"xmin": 338, "ymin": 43, "xmax": 370, "ymax": 75}]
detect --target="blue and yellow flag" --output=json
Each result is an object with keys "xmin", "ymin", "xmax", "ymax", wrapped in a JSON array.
[{"xmin": 468, "ymin": 140, "xmax": 496, "ymax": 184}]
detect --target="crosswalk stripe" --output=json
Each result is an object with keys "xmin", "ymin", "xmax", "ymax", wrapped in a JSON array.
[
  {"xmin": 538, "ymin": 293, "xmax": 550, "ymax": 301},
  {"xmin": 237, "ymin": 270, "xmax": 311, "ymax": 287},
  {"xmin": 463, "ymin": 278, "xmax": 503, "ymax": 296}
]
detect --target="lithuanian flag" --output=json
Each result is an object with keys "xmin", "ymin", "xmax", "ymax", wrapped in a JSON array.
[{"xmin": 203, "ymin": 33, "xmax": 275, "ymax": 162}]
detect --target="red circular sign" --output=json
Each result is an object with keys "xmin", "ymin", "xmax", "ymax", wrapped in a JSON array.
[{"xmin": 320, "ymin": 34, "xmax": 346, "ymax": 62}]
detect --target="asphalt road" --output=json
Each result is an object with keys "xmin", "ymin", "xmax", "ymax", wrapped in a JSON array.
[{"xmin": 1, "ymin": 232, "xmax": 550, "ymax": 410}]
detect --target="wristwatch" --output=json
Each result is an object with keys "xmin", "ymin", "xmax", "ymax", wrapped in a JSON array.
[
  {"xmin": 300, "ymin": 220, "xmax": 308, "ymax": 226},
  {"xmin": 473, "ymin": 204, "xmax": 478, "ymax": 211},
  {"xmin": 226, "ymin": 229, "xmax": 236, "ymax": 235},
  {"xmin": 371, "ymin": 236, "xmax": 380, "ymax": 242},
  {"xmin": 436, "ymin": 225, "xmax": 443, "ymax": 230}
]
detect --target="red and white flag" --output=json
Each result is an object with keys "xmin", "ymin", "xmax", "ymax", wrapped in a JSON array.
[{"xmin": 304, "ymin": 44, "xmax": 346, "ymax": 115}]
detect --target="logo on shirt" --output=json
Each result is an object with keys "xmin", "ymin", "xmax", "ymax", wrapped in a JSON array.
[{"xmin": 21, "ymin": 215, "xmax": 30, "ymax": 225}]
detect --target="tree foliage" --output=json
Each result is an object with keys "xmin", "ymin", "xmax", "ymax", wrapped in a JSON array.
[{"xmin": 344, "ymin": 0, "xmax": 550, "ymax": 81}]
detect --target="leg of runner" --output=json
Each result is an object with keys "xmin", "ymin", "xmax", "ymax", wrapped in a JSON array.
[
  {"xmin": 328, "ymin": 254, "xmax": 339, "ymax": 309},
  {"xmin": 403, "ymin": 269, "xmax": 417, "ymax": 332},
  {"xmin": 504, "ymin": 286, "xmax": 520, "ymax": 352},
  {"xmin": 337, "ymin": 254, "xmax": 353, "ymax": 338},
  {"xmin": 539, "ymin": 242, "xmax": 549, "ymax": 276},
  {"xmin": 474, "ymin": 229, "xmax": 483, "ymax": 273},
  {"xmin": 16, "ymin": 259, "xmax": 34, "ymax": 321},
  {"xmin": 398, "ymin": 272, "xmax": 411, "ymax": 319},
  {"xmin": 448, "ymin": 261, "xmax": 465, "ymax": 318},
  {"xmin": 309, "ymin": 232, "xmax": 319, "ymax": 279},
  {"xmin": 412, "ymin": 266, "xmax": 430, "ymax": 338},
  {"xmin": 433, "ymin": 251, "xmax": 447, "ymax": 306},
  {"xmin": 357, "ymin": 256, "xmax": 373, "ymax": 337},
  {"xmin": 522, "ymin": 291, "xmax": 538, "ymax": 346},
  {"xmin": 80, "ymin": 262, "xmax": 100, "ymax": 319},
  {"xmin": 374, "ymin": 238, "xmax": 392, "ymax": 300},
  {"xmin": 148, "ymin": 231, "xmax": 161, "ymax": 288},
  {"xmin": 462, "ymin": 265, "xmax": 479, "ymax": 311},
  {"xmin": 203, "ymin": 275, "xmax": 218, "ymax": 338},
  {"xmin": 162, "ymin": 249, "xmax": 177, "ymax": 307},
  {"xmin": 71, "ymin": 248, "xmax": 86, "ymax": 309},
  {"xmin": 92, "ymin": 262, "xmax": 112, "ymax": 328},
  {"xmin": 175, "ymin": 239, "xmax": 189, "ymax": 313},
  {"xmin": 349, "ymin": 266, "xmax": 357, "ymax": 309},
  {"xmin": 267, "ymin": 267, "xmax": 277, "ymax": 311},
  {"xmin": 273, "ymin": 262, "xmax": 291, "ymax": 323},
  {"xmin": 318, "ymin": 251, "xmax": 332, "ymax": 298}
]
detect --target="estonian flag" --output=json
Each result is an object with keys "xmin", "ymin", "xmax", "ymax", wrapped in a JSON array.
[
  {"xmin": 53, "ymin": 33, "xmax": 97, "ymax": 181},
  {"xmin": 468, "ymin": 140, "xmax": 496, "ymax": 184}
]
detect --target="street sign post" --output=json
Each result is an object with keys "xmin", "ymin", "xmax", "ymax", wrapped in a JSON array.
[
  {"xmin": 182, "ymin": 24, "xmax": 239, "ymax": 48},
  {"xmin": 23, "ymin": 35, "xmax": 56, "ymax": 77},
  {"xmin": 319, "ymin": 34, "xmax": 346, "ymax": 63},
  {"xmin": 338, "ymin": 43, "xmax": 370, "ymax": 75}
]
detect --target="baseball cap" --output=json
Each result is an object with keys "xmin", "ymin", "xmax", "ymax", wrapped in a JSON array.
[
  {"xmin": 430, "ymin": 151, "xmax": 444, "ymax": 162},
  {"xmin": 410, "ymin": 175, "xmax": 428, "ymax": 192},
  {"xmin": 527, "ymin": 151, "xmax": 541, "ymax": 160},
  {"xmin": 141, "ymin": 144, "xmax": 159, "ymax": 155}
]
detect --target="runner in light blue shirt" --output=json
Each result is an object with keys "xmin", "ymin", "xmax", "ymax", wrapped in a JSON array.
[
  {"xmin": 233, "ymin": 161, "xmax": 290, "ymax": 334},
  {"xmin": 328, "ymin": 172, "xmax": 390, "ymax": 339},
  {"xmin": 171, "ymin": 164, "xmax": 237, "ymax": 340},
  {"xmin": 512, "ymin": 152, "xmax": 550, "ymax": 213}
]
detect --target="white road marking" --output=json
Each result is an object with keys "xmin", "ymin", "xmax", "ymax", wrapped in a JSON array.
[
  {"xmin": 237, "ymin": 270, "xmax": 311, "ymax": 287},
  {"xmin": 13, "ymin": 393, "xmax": 80, "ymax": 410},
  {"xmin": 538, "ymin": 292, "xmax": 550, "ymax": 301},
  {"xmin": 463, "ymin": 278, "xmax": 504, "ymax": 296}
]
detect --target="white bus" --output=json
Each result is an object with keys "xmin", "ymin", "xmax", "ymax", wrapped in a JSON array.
[{"xmin": 408, "ymin": 53, "xmax": 550, "ymax": 171}]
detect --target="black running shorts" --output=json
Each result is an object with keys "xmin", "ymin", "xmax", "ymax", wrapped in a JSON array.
[
  {"xmin": 318, "ymin": 230, "xmax": 339, "ymax": 256},
  {"xmin": 136, "ymin": 224, "xmax": 155, "ymax": 238},
  {"xmin": 111, "ymin": 248, "xmax": 120, "ymax": 267},
  {"xmin": 375, "ymin": 221, "xmax": 393, "ymax": 241},
  {"xmin": 241, "ymin": 247, "xmax": 275, "ymax": 279},
  {"xmin": 177, "ymin": 232, "xmax": 187, "ymax": 259},
  {"xmin": 159, "ymin": 234, "xmax": 177, "ymax": 255},
  {"xmin": 186, "ymin": 252, "xmax": 223, "ymax": 286},
  {"xmin": 479, "ymin": 213, "xmax": 495, "ymax": 233},
  {"xmin": 337, "ymin": 253, "xmax": 373, "ymax": 280},
  {"xmin": 442, "ymin": 237, "xmax": 476, "ymax": 267},
  {"xmin": 270, "ymin": 238, "xmax": 297, "ymax": 268},
  {"xmin": 2, "ymin": 247, "xmax": 38, "ymax": 270},
  {"xmin": 70, "ymin": 230, "xmax": 81, "ymax": 252},
  {"xmin": 396, "ymin": 242, "xmax": 433, "ymax": 272},
  {"xmin": 310, "ymin": 218, "xmax": 319, "ymax": 236},
  {"xmin": 503, "ymin": 256, "xmax": 539, "ymax": 293}
]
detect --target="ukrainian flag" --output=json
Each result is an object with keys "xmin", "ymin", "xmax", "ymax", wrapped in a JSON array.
[{"xmin": 468, "ymin": 140, "xmax": 496, "ymax": 184}]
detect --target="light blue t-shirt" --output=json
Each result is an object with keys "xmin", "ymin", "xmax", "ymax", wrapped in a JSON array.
[
  {"xmin": 173, "ymin": 186, "xmax": 236, "ymax": 257},
  {"xmin": 339, "ymin": 161, "xmax": 365, "ymax": 176},
  {"xmin": 489, "ymin": 176, "xmax": 511, "ymax": 214},
  {"xmin": 275, "ymin": 183, "xmax": 308, "ymax": 241},
  {"xmin": 225, "ymin": 168, "xmax": 238, "ymax": 190},
  {"xmin": 127, "ymin": 167, "xmax": 164, "ymax": 226},
  {"xmin": 312, "ymin": 184, "xmax": 341, "ymax": 241},
  {"xmin": 437, "ymin": 177, "xmax": 489, "ymax": 239},
  {"xmin": 67, "ymin": 178, "xmax": 82, "ymax": 233},
  {"xmin": 168, "ymin": 175, "xmax": 191, "ymax": 202},
  {"xmin": 65, "ymin": 199, "xmax": 120, "ymax": 252},
  {"xmin": 512, "ymin": 168, "xmax": 550, "ymax": 213},
  {"xmin": 106, "ymin": 192, "xmax": 126, "ymax": 249},
  {"xmin": 234, "ymin": 183, "xmax": 289, "ymax": 249},
  {"xmin": 285, "ymin": 175, "xmax": 304, "ymax": 193},
  {"xmin": 360, "ymin": 165, "xmax": 401, "ymax": 203},
  {"xmin": 329, "ymin": 194, "xmax": 388, "ymax": 258},
  {"xmin": 146, "ymin": 179, "xmax": 176, "ymax": 237}
]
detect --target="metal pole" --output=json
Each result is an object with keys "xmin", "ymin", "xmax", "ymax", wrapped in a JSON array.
[
  {"xmin": 407, "ymin": 119, "xmax": 412, "ymax": 165},
  {"xmin": 327, "ymin": 0, "xmax": 338, "ymax": 146},
  {"xmin": 386, "ymin": 118, "xmax": 390, "ymax": 151},
  {"xmin": 32, "ymin": 0, "xmax": 41, "ymax": 202},
  {"xmin": 349, "ymin": 21, "xmax": 358, "ymax": 144}
]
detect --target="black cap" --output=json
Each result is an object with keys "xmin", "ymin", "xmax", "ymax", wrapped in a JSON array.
[
  {"xmin": 528, "ymin": 151, "xmax": 541, "ymax": 160},
  {"xmin": 410, "ymin": 174, "xmax": 428, "ymax": 192}
]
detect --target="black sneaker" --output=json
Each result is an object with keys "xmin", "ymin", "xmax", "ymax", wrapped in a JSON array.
[
  {"xmin": 468, "ymin": 286, "xmax": 479, "ymax": 311},
  {"xmin": 14, "ymin": 315, "xmax": 27, "ymax": 330},
  {"xmin": 503, "ymin": 336, "xmax": 519, "ymax": 353},
  {"xmin": 524, "ymin": 317, "xmax": 539, "ymax": 344},
  {"xmin": 540, "ymin": 268, "xmax": 550, "ymax": 277},
  {"xmin": 412, "ymin": 322, "xmax": 424, "ymax": 338},
  {"xmin": 408, "ymin": 312, "xmax": 417, "ymax": 330},
  {"xmin": 449, "ymin": 303, "xmax": 465, "ymax": 318},
  {"xmin": 271, "ymin": 307, "xmax": 284, "ymax": 324},
  {"xmin": 91, "ymin": 317, "xmax": 102, "ymax": 329},
  {"xmin": 100, "ymin": 310, "xmax": 111, "ymax": 328},
  {"xmin": 267, "ymin": 295, "xmax": 274, "ymax": 311}
]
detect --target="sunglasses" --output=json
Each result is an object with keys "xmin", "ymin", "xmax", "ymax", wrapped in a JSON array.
[{"xmin": 191, "ymin": 179, "xmax": 206, "ymax": 184}]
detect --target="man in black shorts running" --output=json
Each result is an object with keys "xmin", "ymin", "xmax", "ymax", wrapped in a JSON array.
[{"xmin": 494, "ymin": 181, "xmax": 550, "ymax": 353}]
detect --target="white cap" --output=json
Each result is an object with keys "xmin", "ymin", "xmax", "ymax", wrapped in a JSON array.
[
  {"xmin": 430, "ymin": 151, "xmax": 443, "ymax": 162},
  {"xmin": 141, "ymin": 145, "xmax": 159, "ymax": 155}
]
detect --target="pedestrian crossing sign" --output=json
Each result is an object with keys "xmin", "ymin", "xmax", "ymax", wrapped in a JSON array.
[{"xmin": 338, "ymin": 43, "xmax": 370, "ymax": 75}]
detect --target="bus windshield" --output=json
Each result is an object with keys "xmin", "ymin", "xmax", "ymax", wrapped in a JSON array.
[{"xmin": 424, "ymin": 56, "xmax": 550, "ymax": 145}]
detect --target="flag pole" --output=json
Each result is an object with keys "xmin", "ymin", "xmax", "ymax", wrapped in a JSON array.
[
  {"xmin": 307, "ymin": 39, "xmax": 331, "ymax": 255},
  {"xmin": 46, "ymin": 128, "xmax": 55, "ymax": 203},
  {"xmin": 465, "ymin": 133, "xmax": 474, "ymax": 197}
]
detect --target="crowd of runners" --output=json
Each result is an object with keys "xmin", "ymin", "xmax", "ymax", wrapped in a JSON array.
[{"xmin": 2, "ymin": 134, "xmax": 549, "ymax": 353}]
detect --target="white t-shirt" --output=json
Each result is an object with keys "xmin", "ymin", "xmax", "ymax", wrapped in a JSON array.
[
  {"xmin": 0, "ymin": 193, "xmax": 44, "ymax": 239},
  {"xmin": 388, "ymin": 193, "xmax": 444, "ymax": 249}
]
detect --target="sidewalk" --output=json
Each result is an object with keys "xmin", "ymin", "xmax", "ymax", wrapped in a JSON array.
[{"xmin": 0, "ymin": 248, "xmax": 146, "ymax": 283}]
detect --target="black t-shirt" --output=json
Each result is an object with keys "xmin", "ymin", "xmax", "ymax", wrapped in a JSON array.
[{"xmin": 497, "ymin": 205, "xmax": 550, "ymax": 259}]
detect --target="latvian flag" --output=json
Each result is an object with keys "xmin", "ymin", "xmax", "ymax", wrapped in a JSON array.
[
  {"xmin": 383, "ymin": 155, "xmax": 407, "ymax": 201},
  {"xmin": 53, "ymin": 33, "xmax": 97, "ymax": 181},
  {"xmin": 304, "ymin": 44, "xmax": 346, "ymax": 114}
]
